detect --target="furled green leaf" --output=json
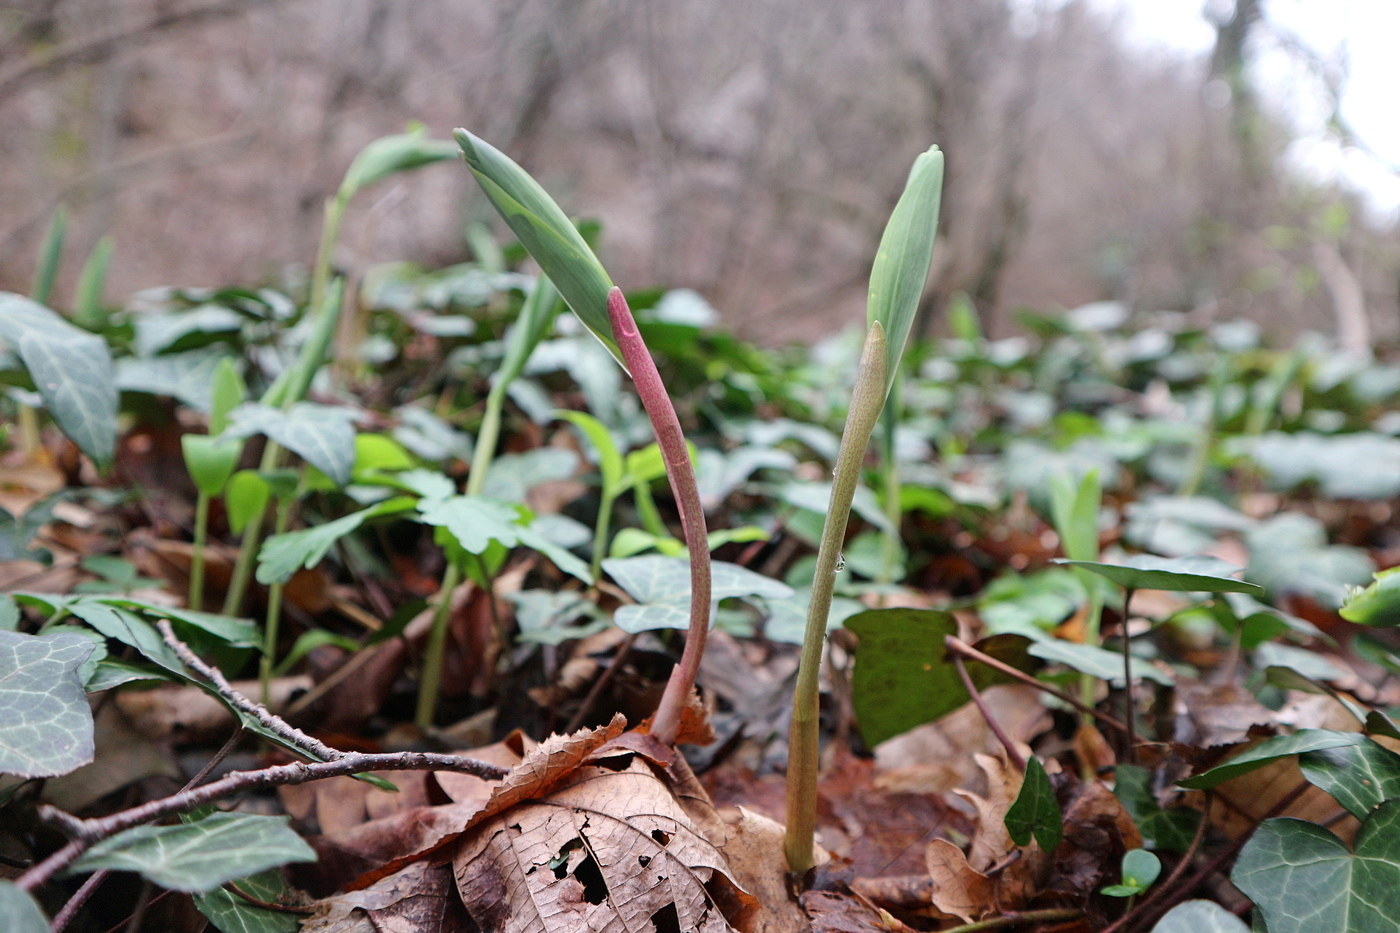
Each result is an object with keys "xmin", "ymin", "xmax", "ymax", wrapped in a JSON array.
[
  {"xmin": 846, "ymin": 608, "xmax": 1035, "ymax": 747},
  {"xmin": 1050, "ymin": 469, "xmax": 1100, "ymax": 562},
  {"xmin": 1150, "ymin": 901, "xmax": 1249, "ymax": 933},
  {"xmin": 1054, "ymin": 555, "xmax": 1261, "ymax": 594},
  {"xmin": 866, "ymin": 145, "xmax": 943, "ymax": 400},
  {"xmin": 258, "ymin": 498, "xmax": 416, "ymax": 585},
  {"xmin": 340, "ymin": 127, "xmax": 456, "ymax": 197},
  {"xmin": 229, "ymin": 403, "xmax": 357, "ymax": 487},
  {"xmin": 454, "ymin": 130, "xmax": 620, "ymax": 361},
  {"xmin": 183, "ymin": 434, "xmax": 244, "ymax": 497},
  {"xmin": 1179, "ymin": 730, "xmax": 1368, "ymax": 790},
  {"xmin": 1299, "ymin": 740, "xmax": 1400, "ymax": 821},
  {"xmin": 556, "ymin": 410, "xmax": 624, "ymax": 492},
  {"xmin": 497, "ymin": 274, "xmax": 563, "ymax": 388},
  {"xmin": 1341, "ymin": 567, "xmax": 1400, "ymax": 627},
  {"xmin": 0, "ymin": 293, "xmax": 117, "ymax": 466},
  {"xmin": 1005, "ymin": 755, "xmax": 1062, "ymax": 852},
  {"xmin": 1232, "ymin": 799, "xmax": 1400, "ymax": 933},
  {"xmin": 69, "ymin": 812, "xmax": 316, "ymax": 892},
  {"xmin": 418, "ymin": 495, "xmax": 522, "ymax": 554},
  {"xmin": 0, "ymin": 881, "xmax": 49, "ymax": 933},
  {"xmin": 226, "ymin": 470, "xmax": 271, "ymax": 535},
  {"xmin": 31, "ymin": 204, "xmax": 67, "ymax": 305},
  {"xmin": 209, "ymin": 357, "xmax": 247, "ymax": 434},
  {"xmin": 0, "ymin": 630, "xmax": 95, "ymax": 777}
]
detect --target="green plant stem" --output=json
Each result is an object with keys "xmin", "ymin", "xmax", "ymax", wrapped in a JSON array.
[
  {"xmin": 785, "ymin": 322, "xmax": 887, "ymax": 876},
  {"xmin": 468, "ymin": 382, "xmax": 508, "ymax": 498},
  {"xmin": 260, "ymin": 497, "xmax": 294, "ymax": 706},
  {"xmin": 221, "ymin": 440, "xmax": 284, "ymax": 616},
  {"xmin": 416, "ymin": 561, "xmax": 462, "ymax": 729},
  {"xmin": 188, "ymin": 491, "xmax": 210, "ymax": 612},
  {"xmin": 608, "ymin": 288, "xmax": 710, "ymax": 747},
  {"xmin": 877, "ymin": 374, "xmax": 902, "ymax": 586},
  {"xmin": 1120, "ymin": 587, "xmax": 1137, "ymax": 765},
  {"xmin": 590, "ymin": 487, "xmax": 619, "ymax": 580},
  {"xmin": 940, "ymin": 908, "xmax": 1083, "ymax": 933}
]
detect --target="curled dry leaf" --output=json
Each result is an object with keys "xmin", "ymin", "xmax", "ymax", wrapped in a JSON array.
[
  {"xmin": 924, "ymin": 839, "xmax": 995, "ymax": 923},
  {"xmin": 304, "ymin": 858, "xmax": 469, "ymax": 933},
  {"xmin": 455, "ymin": 730, "xmax": 755, "ymax": 933},
  {"xmin": 720, "ymin": 808, "xmax": 807, "ymax": 933}
]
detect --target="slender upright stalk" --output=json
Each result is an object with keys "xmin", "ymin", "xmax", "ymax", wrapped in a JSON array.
[
  {"xmin": 260, "ymin": 497, "xmax": 295, "ymax": 705},
  {"xmin": 188, "ymin": 491, "xmax": 210, "ymax": 611},
  {"xmin": 785, "ymin": 322, "xmax": 887, "ymax": 875},
  {"xmin": 607, "ymin": 288, "xmax": 710, "ymax": 747},
  {"xmin": 1120, "ymin": 587, "xmax": 1138, "ymax": 765},
  {"xmin": 415, "ymin": 562, "xmax": 462, "ymax": 728}
]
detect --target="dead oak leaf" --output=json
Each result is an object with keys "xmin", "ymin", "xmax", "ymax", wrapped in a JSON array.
[
  {"xmin": 348, "ymin": 714, "xmax": 628, "ymax": 891},
  {"xmin": 454, "ymin": 751, "xmax": 754, "ymax": 933}
]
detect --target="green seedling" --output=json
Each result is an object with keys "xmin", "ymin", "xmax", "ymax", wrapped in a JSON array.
[
  {"xmin": 1101, "ymin": 848, "xmax": 1160, "ymax": 898},
  {"xmin": 785, "ymin": 144, "xmax": 943, "ymax": 874}
]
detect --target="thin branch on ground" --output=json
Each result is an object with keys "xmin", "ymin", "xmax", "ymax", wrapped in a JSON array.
[
  {"xmin": 953, "ymin": 654, "xmax": 1026, "ymax": 771},
  {"xmin": 156, "ymin": 619, "xmax": 339, "ymax": 762},
  {"xmin": 18, "ymin": 749, "xmax": 506, "ymax": 892},
  {"xmin": 945, "ymin": 635, "xmax": 1130, "ymax": 734}
]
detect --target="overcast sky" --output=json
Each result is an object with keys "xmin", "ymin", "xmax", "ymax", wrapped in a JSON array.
[{"xmin": 1096, "ymin": 0, "xmax": 1400, "ymax": 222}]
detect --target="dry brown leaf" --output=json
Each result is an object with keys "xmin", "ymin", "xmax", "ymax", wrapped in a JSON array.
[
  {"xmin": 954, "ymin": 754, "xmax": 1020, "ymax": 873},
  {"xmin": 801, "ymin": 889, "xmax": 911, "ymax": 933},
  {"xmin": 721, "ymin": 808, "xmax": 807, "ymax": 933},
  {"xmin": 874, "ymin": 685, "xmax": 1051, "ymax": 796},
  {"xmin": 924, "ymin": 839, "xmax": 995, "ymax": 923},
  {"xmin": 454, "ymin": 748, "xmax": 754, "ymax": 933},
  {"xmin": 305, "ymin": 858, "xmax": 468, "ymax": 933},
  {"xmin": 439, "ymin": 720, "xmax": 753, "ymax": 933},
  {"xmin": 348, "ymin": 714, "xmax": 629, "ymax": 890}
]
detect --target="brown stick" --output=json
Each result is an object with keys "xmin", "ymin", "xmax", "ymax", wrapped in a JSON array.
[{"xmin": 945, "ymin": 636, "xmax": 1130, "ymax": 734}]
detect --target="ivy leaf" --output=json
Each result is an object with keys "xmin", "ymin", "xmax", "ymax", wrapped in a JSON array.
[
  {"xmin": 69, "ymin": 812, "xmax": 316, "ymax": 892},
  {"xmin": 1179, "ymin": 730, "xmax": 1369, "ymax": 790},
  {"xmin": 1232, "ymin": 799, "xmax": 1400, "ymax": 933},
  {"xmin": 66, "ymin": 600, "xmax": 185, "ymax": 676},
  {"xmin": 257, "ymin": 498, "xmax": 415, "ymax": 585},
  {"xmin": 604, "ymin": 556, "xmax": 791, "ymax": 634},
  {"xmin": 1114, "ymin": 764, "xmax": 1199, "ymax": 852},
  {"xmin": 1054, "ymin": 555, "xmax": 1261, "ymax": 594},
  {"xmin": 1299, "ymin": 740, "xmax": 1400, "ymax": 821},
  {"xmin": 418, "ymin": 495, "xmax": 522, "ymax": 554},
  {"xmin": 1005, "ymin": 756, "xmax": 1062, "ymax": 852},
  {"xmin": 0, "ymin": 630, "xmax": 95, "ymax": 777},
  {"xmin": 1150, "ymin": 900, "xmax": 1249, "ymax": 933},
  {"xmin": 193, "ymin": 868, "xmax": 300, "ymax": 933},
  {"xmin": 0, "ymin": 881, "xmax": 49, "ymax": 933},
  {"xmin": 229, "ymin": 403, "xmax": 357, "ymax": 487},
  {"xmin": 0, "ymin": 293, "xmax": 117, "ymax": 467}
]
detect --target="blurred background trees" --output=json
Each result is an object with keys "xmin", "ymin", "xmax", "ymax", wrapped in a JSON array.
[{"xmin": 2, "ymin": 0, "xmax": 1396, "ymax": 344}]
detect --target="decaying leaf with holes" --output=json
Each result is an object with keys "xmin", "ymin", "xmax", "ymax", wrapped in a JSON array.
[{"xmin": 454, "ymin": 721, "xmax": 755, "ymax": 933}]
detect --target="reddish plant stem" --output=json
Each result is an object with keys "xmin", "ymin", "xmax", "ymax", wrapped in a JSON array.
[
  {"xmin": 608, "ymin": 287, "xmax": 710, "ymax": 746},
  {"xmin": 1120, "ymin": 587, "xmax": 1138, "ymax": 765},
  {"xmin": 953, "ymin": 654, "xmax": 1025, "ymax": 771}
]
